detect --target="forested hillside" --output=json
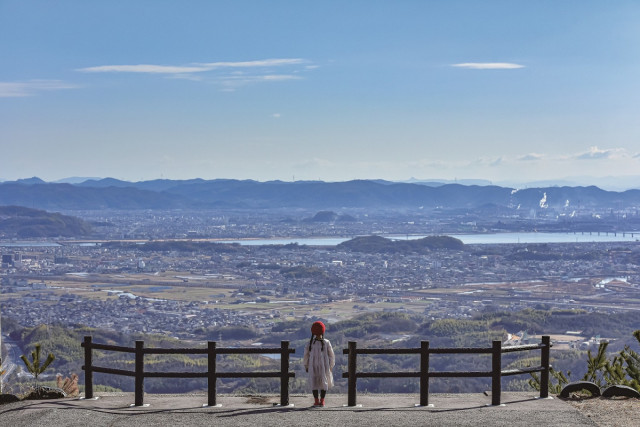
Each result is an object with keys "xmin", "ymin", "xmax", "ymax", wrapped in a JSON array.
[
  {"xmin": 4, "ymin": 308, "xmax": 638, "ymax": 395},
  {"xmin": 0, "ymin": 206, "xmax": 91, "ymax": 238},
  {"xmin": 337, "ymin": 235, "xmax": 464, "ymax": 253}
]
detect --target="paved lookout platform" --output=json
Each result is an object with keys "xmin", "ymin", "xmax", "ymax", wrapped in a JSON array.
[{"xmin": 0, "ymin": 392, "xmax": 601, "ymax": 426}]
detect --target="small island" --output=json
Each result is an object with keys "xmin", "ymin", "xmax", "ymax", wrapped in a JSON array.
[{"xmin": 337, "ymin": 235, "xmax": 464, "ymax": 253}]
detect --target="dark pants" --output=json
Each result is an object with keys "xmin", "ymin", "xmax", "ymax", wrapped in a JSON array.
[{"xmin": 312, "ymin": 390, "xmax": 327, "ymax": 399}]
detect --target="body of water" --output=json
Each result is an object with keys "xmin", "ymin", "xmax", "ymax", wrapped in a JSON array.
[
  {"xmin": 2, "ymin": 231, "xmax": 638, "ymax": 248},
  {"xmin": 220, "ymin": 231, "xmax": 640, "ymax": 246},
  {"xmin": 0, "ymin": 242, "xmax": 61, "ymax": 247},
  {"xmin": 450, "ymin": 231, "xmax": 639, "ymax": 245},
  {"xmin": 218, "ymin": 237, "xmax": 348, "ymax": 246}
]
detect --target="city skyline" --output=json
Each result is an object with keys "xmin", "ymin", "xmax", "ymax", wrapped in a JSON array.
[{"xmin": 2, "ymin": 1, "xmax": 640, "ymax": 184}]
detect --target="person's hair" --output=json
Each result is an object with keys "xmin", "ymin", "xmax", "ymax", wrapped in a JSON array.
[{"xmin": 308, "ymin": 334, "xmax": 325, "ymax": 352}]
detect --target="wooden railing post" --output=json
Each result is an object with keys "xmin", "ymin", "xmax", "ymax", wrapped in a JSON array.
[
  {"xmin": 83, "ymin": 336, "xmax": 93, "ymax": 399},
  {"xmin": 347, "ymin": 341, "xmax": 357, "ymax": 407},
  {"xmin": 208, "ymin": 341, "xmax": 216, "ymax": 407},
  {"xmin": 280, "ymin": 341, "xmax": 290, "ymax": 406},
  {"xmin": 491, "ymin": 340, "xmax": 502, "ymax": 406},
  {"xmin": 135, "ymin": 340, "xmax": 145, "ymax": 406},
  {"xmin": 540, "ymin": 335, "xmax": 550, "ymax": 398},
  {"xmin": 420, "ymin": 340, "xmax": 429, "ymax": 406}
]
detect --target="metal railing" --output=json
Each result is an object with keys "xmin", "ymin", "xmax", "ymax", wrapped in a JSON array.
[
  {"xmin": 81, "ymin": 336, "xmax": 295, "ymax": 406},
  {"xmin": 343, "ymin": 336, "xmax": 551, "ymax": 406}
]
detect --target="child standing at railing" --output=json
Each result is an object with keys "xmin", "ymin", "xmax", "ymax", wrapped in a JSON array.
[{"xmin": 303, "ymin": 320, "xmax": 335, "ymax": 407}]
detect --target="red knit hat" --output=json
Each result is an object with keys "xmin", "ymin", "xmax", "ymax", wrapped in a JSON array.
[{"xmin": 311, "ymin": 321, "xmax": 325, "ymax": 336}]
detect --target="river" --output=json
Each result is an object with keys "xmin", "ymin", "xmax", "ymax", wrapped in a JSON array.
[
  {"xmin": 1, "ymin": 231, "xmax": 638, "ymax": 248},
  {"xmin": 218, "ymin": 231, "xmax": 640, "ymax": 246}
]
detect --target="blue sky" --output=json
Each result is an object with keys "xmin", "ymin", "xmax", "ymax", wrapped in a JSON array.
[{"xmin": 2, "ymin": 1, "xmax": 640, "ymax": 185}]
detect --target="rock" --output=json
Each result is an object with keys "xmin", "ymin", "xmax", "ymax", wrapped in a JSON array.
[
  {"xmin": 601, "ymin": 385, "xmax": 640, "ymax": 399},
  {"xmin": 22, "ymin": 386, "xmax": 66, "ymax": 400},
  {"xmin": 559, "ymin": 381, "xmax": 601, "ymax": 398},
  {"xmin": 0, "ymin": 394, "xmax": 21, "ymax": 405}
]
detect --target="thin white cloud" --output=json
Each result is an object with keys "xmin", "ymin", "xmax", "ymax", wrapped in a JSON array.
[
  {"xmin": 77, "ymin": 64, "xmax": 210, "ymax": 73},
  {"xmin": 407, "ymin": 148, "xmax": 629, "ymax": 171},
  {"xmin": 198, "ymin": 58, "xmax": 306, "ymax": 68},
  {"xmin": 0, "ymin": 80, "xmax": 79, "ymax": 97},
  {"xmin": 490, "ymin": 157, "xmax": 505, "ymax": 166},
  {"xmin": 261, "ymin": 75, "xmax": 301, "ymax": 81},
  {"xmin": 468, "ymin": 156, "xmax": 506, "ymax": 167},
  {"xmin": 290, "ymin": 149, "xmax": 638, "ymax": 180},
  {"xmin": 574, "ymin": 146, "xmax": 626, "ymax": 160},
  {"xmin": 272, "ymin": 113, "xmax": 281, "ymax": 118},
  {"xmin": 217, "ymin": 74, "xmax": 302, "ymax": 91},
  {"xmin": 452, "ymin": 62, "xmax": 525, "ymax": 69},
  {"xmin": 166, "ymin": 73, "xmax": 204, "ymax": 82},
  {"xmin": 76, "ymin": 58, "xmax": 311, "ymax": 91},
  {"xmin": 77, "ymin": 64, "xmax": 153, "ymax": 73},
  {"xmin": 77, "ymin": 58, "xmax": 307, "ymax": 74},
  {"xmin": 462, "ymin": 148, "xmax": 630, "ymax": 165},
  {"xmin": 519, "ymin": 153, "xmax": 544, "ymax": 161}
]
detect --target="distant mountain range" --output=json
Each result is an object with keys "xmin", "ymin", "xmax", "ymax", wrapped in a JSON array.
[{"xmin": 1, "ymin": 178, "xmax": 639, "ymax": 211}]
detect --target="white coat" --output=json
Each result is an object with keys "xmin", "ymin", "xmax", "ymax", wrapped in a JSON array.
[{"xmin": 303, "ymin": 337, "xmax": 335, "ymax": 390}]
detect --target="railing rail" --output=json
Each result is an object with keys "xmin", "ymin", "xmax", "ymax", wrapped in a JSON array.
[
  {"xmin": 342, "ymin": 336, "xmax": 551, "ymax": 406},
  {"xmin": 81, "ymin": 336, "xmax": 295, "ymax": 406},
  {"xmin": 82, "ymin": 335, "xmax": 550, "ymax": 408}
]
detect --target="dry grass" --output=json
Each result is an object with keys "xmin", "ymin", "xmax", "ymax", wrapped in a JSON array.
[{"xmin": 566, "ymin": 397, "xmax": 640, "ymax": 427}]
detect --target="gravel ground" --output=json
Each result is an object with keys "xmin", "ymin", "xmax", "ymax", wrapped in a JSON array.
[{"xmin": 566, "ymin": 397, "xmax": 640, "ymax": 427}]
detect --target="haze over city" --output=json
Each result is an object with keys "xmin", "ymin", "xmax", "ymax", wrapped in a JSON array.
[{"xmin": 2, "ymin": 1, "xmax": 640, "ymax": 186}]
